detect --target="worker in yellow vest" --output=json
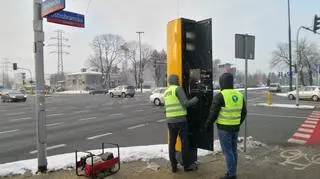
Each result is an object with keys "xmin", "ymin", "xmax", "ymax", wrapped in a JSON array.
[
  {"xmin": 164, "ymin": 74, "xmax": 199, "ymax": 173},
  {"xmin": 205, "ymin": 73, "xmax": 247, "ymax": 179}
]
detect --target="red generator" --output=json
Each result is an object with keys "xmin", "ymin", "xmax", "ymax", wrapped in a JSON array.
[{"xmin": 76, "ymin": 142, "xmax": 120, "ymax": 178}]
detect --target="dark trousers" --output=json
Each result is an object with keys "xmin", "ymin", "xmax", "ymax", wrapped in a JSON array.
[
  {"xmin": 168, "ymin": 121, "xmax": 190, "ymax": 168},
  {"xmin": 218, "ymin": 129, "xmax": 239, "ymax": 177}
]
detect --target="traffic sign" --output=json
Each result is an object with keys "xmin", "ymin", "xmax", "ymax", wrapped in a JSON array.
[
  {"xmin": 41, "ymin": 0, "xmax": 65, "ymax": 17},
  {"xmin": 47, "ymin": 10, "xmax": 85, "ymax": 28}
]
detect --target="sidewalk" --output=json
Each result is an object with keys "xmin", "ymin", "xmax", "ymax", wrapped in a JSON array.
[{"xmin": 4, "ymin": 144, "xmax": 320, "ymax": 179}]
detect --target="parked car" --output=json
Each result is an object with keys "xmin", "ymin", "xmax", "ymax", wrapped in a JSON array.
[
  {"xmin": 269, "ymin": 83, "xmax": 281, "ymax": 93},
  {"xmin": 1, "ymin": 89, "xmax": 27, "ymax": 102},
  {"xmin": 89, "ymin": 88, "xmax": 108, "ymax": 95},
  {"xmin": 108, "ymin": 85, "xmax": 135, "ymax": 98},
  {"xmin": 288, "ymin": 86, "xmax": 320, "ymax": 101},
  {"xmin": 149, "ymin": 87, "xmax": 167, "ymax": 106}
]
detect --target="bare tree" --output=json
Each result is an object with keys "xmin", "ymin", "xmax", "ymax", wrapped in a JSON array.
[
  {"xmin": 271, "ymin": 39, "xmax": 320, "ymax": 86},
  {"xmin": 151, "ymin": 49, "xmax": 167, "ymax": 87},
  {"xmin": 139, "ymin": 43, "xmax": 154, "ymax": 87},
  {"xmin": 88, "ymin": 34, "xmax": 125, "ymax": 88},
  {"xmin": 121, "ymin": 41, "xmax": 139, "ymax": 88}
]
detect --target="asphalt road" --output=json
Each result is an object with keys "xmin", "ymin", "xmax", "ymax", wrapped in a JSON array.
[{"xmin": 0, "ymin": 90, "xmax": 317, "ymax": 164}]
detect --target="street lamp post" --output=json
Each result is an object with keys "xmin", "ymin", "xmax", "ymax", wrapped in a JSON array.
[
  {"xmin": 136, "ymin": 32, "xmax": 144, "ymax": 93},
  {"xmin": 287, "ymin": 0, "xmax": 293, "ymax": 91}
]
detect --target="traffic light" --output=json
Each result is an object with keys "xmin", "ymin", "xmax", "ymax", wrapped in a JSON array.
[
  {"xmin": 313, "ymin": 15, "xmax": 320, "ymax": 33},
  {"xmin": 13, "ymin": 63, "xmax": 17, "ymax": 70}
]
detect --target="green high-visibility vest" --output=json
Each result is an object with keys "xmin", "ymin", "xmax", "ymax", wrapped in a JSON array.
[
  {"xmin": 217, "ymin": 89, "xmax": 244, "ymax": 125},
  {"xmin": 164, "ymin": 85, "xmax": 187, "ymax": 118}
]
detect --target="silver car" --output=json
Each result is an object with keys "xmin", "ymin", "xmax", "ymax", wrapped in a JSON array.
[
  {"xmin": 1, "ymin": 89, "xmax": 27, "ymax": 103},
  {"xmin": 109, "ymin": 85, "xmax": 135, "ymax": 98}
]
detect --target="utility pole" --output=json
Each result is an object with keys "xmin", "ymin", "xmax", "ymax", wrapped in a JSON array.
[
  {"xmin": 287, "ymin": 0, "xmax": 293, "ymax": 91},
  {"xmin": 33, "ymin": 0, "xmax": 47, "ymax": 173},
  {"xmin": 48, "ymin": 29, "xmax": 70, "ymax": 84},
  {"xmin": 136, "ymin": 31, "xmax": 144, "ymax": 93}
]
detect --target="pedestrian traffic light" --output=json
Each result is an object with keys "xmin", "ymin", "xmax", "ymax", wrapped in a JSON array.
[
  {"xmin": 13, "ymin": 63, "xmax": 17, "ymax": 70},
  {"xmin": 313, "ymin": 15, "xmax": 320, "ymax": 33}
]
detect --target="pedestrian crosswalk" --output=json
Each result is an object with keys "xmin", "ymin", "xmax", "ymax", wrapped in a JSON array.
[{"xmin": 288, "ymin": 111, "xmax": 320, "ymax": 144}]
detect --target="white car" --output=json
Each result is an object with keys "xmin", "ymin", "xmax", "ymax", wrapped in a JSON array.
[
  {"xmin": 288, "ymin": 86, "xmax": 320, "ymax": 101},
  {"xmin": 108, "ymin": 85, "xmax": 135, "ymax": 98},
  {"xmin": 149, "ymin": 87, "xmax": 167, "ymax": 106}
]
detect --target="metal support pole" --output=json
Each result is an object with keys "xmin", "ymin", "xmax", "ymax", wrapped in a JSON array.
[
  {"xmin": 244, "ymin": 35, "xmax": 248, "ymax": 152},
  {"xmin": 288, "ymin": 0, "xmax": 293, "ymax": 91},
  {"xmin": 33, "ymin": 0, "xmax": 47, "ymax": 172},
  {"xmin": 295, "ymin": 26, "xmax": 304, "ymax": 106},
  {"xmin": 137, "ymin": 31, "xmax": 144, "ymax": 93}
]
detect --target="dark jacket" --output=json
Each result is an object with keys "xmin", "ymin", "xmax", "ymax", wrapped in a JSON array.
[
  {"xmin": 207, "ymin": 73, "xmax": 247, "ymax": 132},
  {"xmin": 166, "ymin": 75, "xmax": 199, "ymax": 123}
]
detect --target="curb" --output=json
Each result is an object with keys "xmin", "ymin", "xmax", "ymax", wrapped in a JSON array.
[{"xmin": 255, "ymin": 103, "xmax": 315, "ymax": 110}]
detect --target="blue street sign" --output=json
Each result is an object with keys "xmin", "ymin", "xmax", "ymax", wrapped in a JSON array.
[
  {"xmin": 47, "ymin": 10, "xmax": 85, "ymax": 28},
  {"xmin": 41, "ymin": 0, "xmax": 65, "ymax": 17}
]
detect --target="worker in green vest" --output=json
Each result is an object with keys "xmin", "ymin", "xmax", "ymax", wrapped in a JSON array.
[
  {"xmin": 164, "ymin": 74, "xmax": 199, "ymax": 173},
  {"xmin": 205, "ymin": 73, "xmax": 247, "ymax": 179}
]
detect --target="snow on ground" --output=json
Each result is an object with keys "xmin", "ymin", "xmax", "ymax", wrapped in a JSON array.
[
  {"xmin": 55, "ymin": 90, "xmax": 89, "ymax": 94},
  {"xmin": 213, "ymin": 87, "xmax": 268, "ymax": 93},
  {"xmin": 275, "ymin": 93, "xmax": 289, "ymax": 97},
  {"xmin": 0, "ymin": 137, "xmax": 264, "ymax": 177},
  {"xmin": 255, "ymin": 103, "xmax": 315, "ymax": 109}
]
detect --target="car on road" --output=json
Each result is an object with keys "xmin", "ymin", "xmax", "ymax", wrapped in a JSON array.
[
  {"xmin": 287, "ymin": 86, "xmax": 320, "ymax": 101},
  {"xmin": 269, "ymin": 83, "xmax": 281, "ymax": 93},
  {"xmin": 1, "ymin": 89, "xmax": 27, "ymax": 103},
  {"xmin": 89, "ymin": 88, "xmax": 108, "ymax": 95},
  {"xmin": 109, "ymin": 85, "xmax": 135, "ymax": 98},
  {"xmin": 149, "ymin": 87, "xmax": 166, "ymax": 106}
]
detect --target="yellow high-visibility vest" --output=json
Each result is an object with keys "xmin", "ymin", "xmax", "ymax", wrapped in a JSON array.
[
  {"xmin": 217, "ymin": 89, "xmax": 243, "ymax": 125},
  {"xmin": 164, "ymin": 85, "xmax": 187, "ymax": 118}
]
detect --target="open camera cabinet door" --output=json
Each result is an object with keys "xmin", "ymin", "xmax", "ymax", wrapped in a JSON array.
[{"xmin": 167, "ymin": 18, "xmax": 214, "ymax": 166}]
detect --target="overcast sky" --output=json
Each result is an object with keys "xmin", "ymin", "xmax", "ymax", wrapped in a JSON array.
[{"xmin": 1, "ymin": 0, "xmax": 320, "ymax": 79}]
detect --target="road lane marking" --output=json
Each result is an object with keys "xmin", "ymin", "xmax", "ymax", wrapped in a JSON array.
[
  {"xmin": 301, "ymin": 124, "xmax": 317, "ymax": 128},
  {"xmin": 47, "ymin": 113, "xmax": 63, "ymax": 117},
  {"xmin": 87, "ymin": 133, "xmax": 112, "ymax": 140},
  {"xmin": 293, "ymin": 133, "xmax": 311, "ymax": 139},
  {"xmin": 0, "ymin": 129, "xmax": 19, "ymax": 135},
  {"xmin": 248, "ymin": 113, "xmax": 305, "ymax": 119},
  {"xmin": 10, "ymin": 117, "xmax": 31, "ymax": 122},
  {"xmin": 307, "ymin": 118, "xmax": 320, "ymax": 121},
  {"xmin": 109, "ymin": 113, "xmax": 123, "ymax": 117},
  {"xmin": 73, "ymin": 110, "xmax": 91, "ymax": 113},
  {"xmin": 29, "ymin": 144, "xmax": 67, "ymax": 154},
  {"xmin": 122, "ymin": 105, "xmax": 136, "ymax": 108},
  {"xmin": 6, "ymin": 112, "xmax": 25, "ymax": 116},
  {"xmin": 298, "ymin": 128, "xmax": 314, "ymax": 133},
  {"xmin": 128, "ymin": 123, "xmax": 147, "ymax": 130},
  {"xmin": 79, "ymin": 117, "xmax": 97, "ymax": 121},
  {"xmin": 304, "ymin": 120, "xmax": 318, "ymax": 125},
  {"xmin": 308, "ymin": 116, "xmax": 320, "ymax": 119},
  {"xmin": 288, "ymin": 138, "xmax": 307, "ymax": 144},
  {"xmin": 157, "ymin": 119, "xmax": 166, "ymax": 123},
  {"xmin": 133, "ymin": 109, "xmax": 144, "ymax": 113},
  {"xmin": 46, "ymin": 122, "xmax": 62, "ymax": 127}
]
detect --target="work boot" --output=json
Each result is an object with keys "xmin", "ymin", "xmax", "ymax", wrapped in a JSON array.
[
  {"xmin": 220, "ymin": 173, "xmax": 237, "ymax": 179},
  {"xmin": 171, "ymin": 163, "xmax": 178, "ymax": 173},
  {"xmin": 184, "ymin": 163, "xmax": 198, "ymax": 172}
]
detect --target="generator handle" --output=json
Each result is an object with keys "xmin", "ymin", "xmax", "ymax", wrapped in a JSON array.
[
  {"xmin": 75, "ymin": 150, "xmax": 94, "ymax": 177},
  {"xmin": 102, "ymin": 142, "xmax": 120, "ymax": 158}
]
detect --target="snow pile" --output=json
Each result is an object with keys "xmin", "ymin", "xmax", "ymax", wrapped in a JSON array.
[
  {"xmin": 214, "ymin": 87, "xmax": 268, "ymax": 93},
  {"xmin": 135, "ymin": 89, "xmax": 152, "ymax": 93},
  {"xmin": 55, "ymin": 90, "xmax": 89, "ymax": 94},
  {"xmin": 275, "ymin": 93, "xmax": 289, "ymax": 97},
  {"xmin": 255, "ymin": 103, "xmax": 315, "ymax": 109},
  {"xmin": 0, "ymin": 137, "xmax": 265, "ymax": 177}
]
